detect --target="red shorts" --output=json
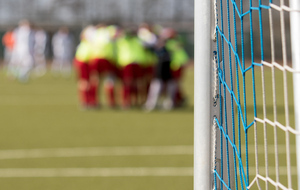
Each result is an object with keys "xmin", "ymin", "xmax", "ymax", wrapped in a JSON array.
[
  {"xmin": 73, "ymin": 58, "xmax": 90, "ymax": 80},
  {"xmin": 122, "ymin": 63, "xmax": 143, "ymax": 81},
  {"xmin": 172, "ymin": 67, "xmax": 183, "ymax": 80},
  {"xmin": 90, "ymin": 58, "xmax": 116, "ymax": 75},
  {"xmin": 142, "ymin": 66, "xmax": 154, "ymax": 77}
]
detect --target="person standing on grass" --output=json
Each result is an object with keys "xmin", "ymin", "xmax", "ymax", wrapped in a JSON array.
[
  {"xmin": 52, "ymin": 27, "xmax": 74, "ymax": 78},
  {"xmin": 88, "ymin": 24, "xmax": 118, "ymax": 108},
  {"xmin": 137, "ymin": 23, "xmax": 158, "ymax": 104},
  {"xmin": 144, "ymin": 36, "xmax": 177, "ymax": 111},
  {"xmin": 8, "ymin": 19, "xmax": 35, "ymax": 82},
  {"xmin": 73, "ymin": 26, "xmax": 95, "ymax": 109},
  {"xmin": 116, "ymin": 29, "xmax": 146, "ymax": 109},
  {"xmin": 2, "ymin": 28, "xmax": 15, "ymax": 67},
  {"xmin": 33, "ymin": 27, "xmax": 47, "ymax": 77},
  {"xmin": 162, "ymin": 28, "xmax": 190, "ymax": 107}
]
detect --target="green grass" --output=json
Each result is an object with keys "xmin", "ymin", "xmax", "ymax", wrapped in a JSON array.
[
  {"xmin": 0, "ymin": 64, "xmax": 298, "ymax": 189},
  {"xmin": 0, "ymin": 67, "xmax": 194, "ymax": 190}
]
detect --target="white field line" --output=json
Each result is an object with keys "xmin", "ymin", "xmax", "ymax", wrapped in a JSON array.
[
  {"xmin": 0, "ymin": 145, "xmax": 296, "ymax": 178},
  {"xmin": 0, "ymin": 146, "xmax": 194, "ymax": 160},
  {"xmin": 0, "ymin": 144, "xmax": 294, "ymax": 160},
  {"xmin": 0, "ymin": 167, "xmax": 193, "ymax": 178},
  {"xmin": 248, "ymin": 166, "xmax": 298, "ymax": 176},
  {"xmin": 242, "ymin": 144, "xmax": 296, "ymax": 154},
  {"xmin": 0, "ymin": 166, "xmax": 295, "ymax": 178}
]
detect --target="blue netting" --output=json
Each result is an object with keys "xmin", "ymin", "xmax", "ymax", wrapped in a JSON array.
[{"xmin": 213, "ymin": 0, "xmax": 271, "ymax": 189}]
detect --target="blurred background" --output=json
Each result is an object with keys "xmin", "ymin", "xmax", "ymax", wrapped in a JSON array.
[
  {"xmin": 0, "ymin": 0, "xmax": 194, "ymax": 60},
  {"xmin": 0, "ymin": 1, "xmax": 195, "ymax": 190}
]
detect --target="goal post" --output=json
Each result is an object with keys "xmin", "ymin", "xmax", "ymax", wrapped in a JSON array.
[{"xmin": 194, "ymin": 0, "xmax": 212, "ymax": 189}]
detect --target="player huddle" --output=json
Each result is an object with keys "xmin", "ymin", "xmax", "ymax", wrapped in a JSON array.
[{"xmin": 74, "ymin": 23, "xmax": 189, "ymax": 111}]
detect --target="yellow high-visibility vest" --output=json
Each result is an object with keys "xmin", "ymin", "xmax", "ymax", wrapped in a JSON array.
[
  {"xmin": 75, "ymin": 40, "xmax": 93, "ymax": 63},
  {"xmin": 91, "ymin": 27, "xmax": 114, "ymax": 61},
  {"xmin": 116, "ymin": 36, "xmax": 146, "ymax": 67},
  {"xmin": 166, "ymin": 39, "xmax": 189, "ymax": 70}
]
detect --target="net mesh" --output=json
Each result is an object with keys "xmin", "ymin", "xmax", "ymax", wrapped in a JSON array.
[{"xmin": 212, "ymin": 0, "xmax": 300, "ymax": 189}]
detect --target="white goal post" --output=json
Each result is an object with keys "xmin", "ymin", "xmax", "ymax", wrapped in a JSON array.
[{"xmin": 194, "ymin": 0, "xmax": 212, "ymax": 189}]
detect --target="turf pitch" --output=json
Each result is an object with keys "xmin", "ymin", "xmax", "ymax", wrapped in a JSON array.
[
  {"xmin": 0, "ymin": 65, "xmax": 298, "ymax": 189},
  {"xmin": 0, "ymin": 67, "xmax": 194, "ymax": 190}
]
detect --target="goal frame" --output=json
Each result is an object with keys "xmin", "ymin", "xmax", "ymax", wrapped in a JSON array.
[{"xmin": 194, "ymin": 0, "xmax": 213, "ymax": 189}]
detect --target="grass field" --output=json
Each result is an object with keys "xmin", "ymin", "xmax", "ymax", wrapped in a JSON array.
[
  {"xmin": 0, "ymin": 67, "xmax": 194, "ymax": 190},
  {"xmin": 0, "ymin": 64, "xmax": 298, "ymax": 189}
]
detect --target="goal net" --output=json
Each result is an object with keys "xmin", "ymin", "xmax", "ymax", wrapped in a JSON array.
[{"xmin": 194, "ymin": 0, "xmax": 300, "ymax": 189}]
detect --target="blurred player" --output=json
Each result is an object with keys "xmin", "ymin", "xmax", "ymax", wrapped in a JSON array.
[
  {"xmin": 8, "ymin": 19, "xmax": 35, "ymax": 82},
  {"xmin": 162, "ymin": 28, "xmax": 189, "ymax": 107},
  {"xmin": 73, "ymin": 26, "xmax": 95, "ymax": 109},
  {"xmin": 52, "ymin": 27, "xmax": 74, "ymax": 77},
  {"xmin": 33, "ymin": 27, "xmax": 47, "ymax": 77},
  {"xmin": 2, "ymin": 28, "xmax": 15, "ymax": 67},
  {"xmin": 137, "ymin": 23, "xmax": 158, "ymax": 103},
  {"xmin": 88, "ymin": 24, "xmax": 117, "ymax": 108},
  {"xmin": 116, "ymin": 29, "xmax": 145, "ymax": 108},
  {"xmin": 144, "ymin": 36, "xmax": 176, "ymax": 111}
]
